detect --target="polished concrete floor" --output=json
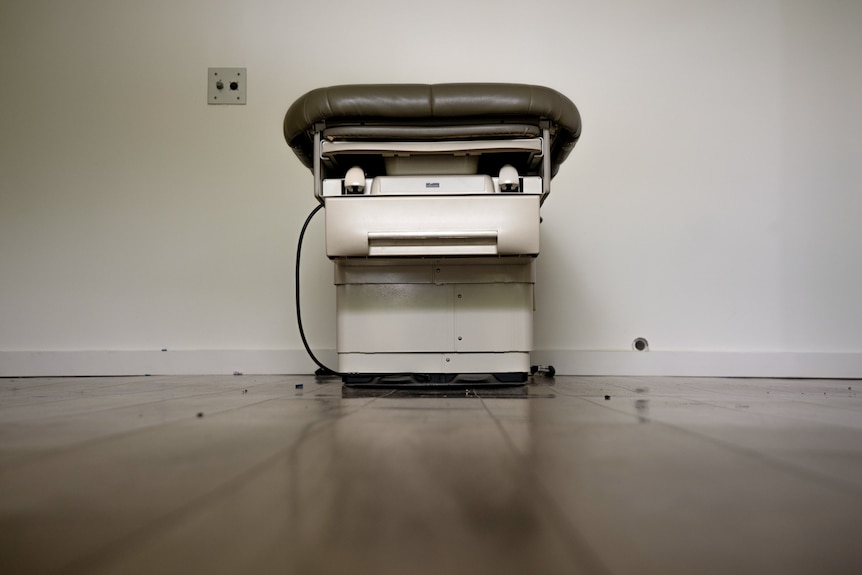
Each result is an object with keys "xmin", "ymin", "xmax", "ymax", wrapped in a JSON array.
[{"xmin": 1, "ymin": 374, "xmax": 861, "ymax": 574}]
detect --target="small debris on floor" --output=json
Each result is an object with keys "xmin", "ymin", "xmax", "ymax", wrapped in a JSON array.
[
  {"xmin": 196, "ymin": 412, "xmax": 204, "ymax": 418},
  {"xmin": 243, "ymin": 389, "xmax": 248, "ymax": 394},
  {"xmin": 233, "ymin": 371, "xmax": 243, "ymax": 376},
  {"xmin": 604, "ymin": 395, "xmax": 611, "ymax": 400}
]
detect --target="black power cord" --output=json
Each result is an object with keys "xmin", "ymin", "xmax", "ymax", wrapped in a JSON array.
[{"xmin": 295, "ymin": 203, "xmax": 340, "ymax": 376}]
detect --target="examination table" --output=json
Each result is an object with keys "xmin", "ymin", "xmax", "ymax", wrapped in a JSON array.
[{"xmin": 284, "ymin": 83, "xmax": 581, "ymax": 384}]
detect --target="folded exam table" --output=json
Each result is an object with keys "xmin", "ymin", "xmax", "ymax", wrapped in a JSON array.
[{"xmin": 284, "ymin": 84, "xmax": 581, "ymax": 384}]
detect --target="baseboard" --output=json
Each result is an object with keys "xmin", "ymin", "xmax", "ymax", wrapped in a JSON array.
[
  {"xmin": 530, "ymin": 350, "xmax": 862, "ymax": 379},
  {"xmin": 1, "ymin": 349, "xmax": 860, "ymax": 379},
  {"xmin": 0, "ymin": 350, "xmax": 333, "ymax": 377}
]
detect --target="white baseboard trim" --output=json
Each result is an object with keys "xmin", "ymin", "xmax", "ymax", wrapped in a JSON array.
[
  {"xmin": 1, "ymin": 349, "xmax": 860, "ymax": 379},
  {"xmin": 530, "ymin": 350, "xmax": 862, "ymax": 379},
  {"xmin": 0, "ymin": 350, "xmax": 334, "ymax": 378}
]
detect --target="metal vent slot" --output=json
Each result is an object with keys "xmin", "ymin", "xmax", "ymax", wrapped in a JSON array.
[{"xmin": 367, "ymin": 231, "xmax": 498, "ymax": 256}]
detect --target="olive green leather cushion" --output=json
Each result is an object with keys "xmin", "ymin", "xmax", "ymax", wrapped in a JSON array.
[{"xmin": 284, "ymin": 83, "xmax": 581, "ymax": 174}]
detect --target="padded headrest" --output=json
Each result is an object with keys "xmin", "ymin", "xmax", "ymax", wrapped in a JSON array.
[{"xmin": 284, "ymin": 83, "xmax": 581, "ymax": 175}]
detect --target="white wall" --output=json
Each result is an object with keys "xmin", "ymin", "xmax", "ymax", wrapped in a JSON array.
[{"xmin": 1, "ymin": 0, "xmax": 860, "ymax": 377}]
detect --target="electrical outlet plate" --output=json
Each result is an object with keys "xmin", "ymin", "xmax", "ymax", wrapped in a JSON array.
[{"xmin": 208, "ymin": 67, "xmax": 246, "ymax": 105}]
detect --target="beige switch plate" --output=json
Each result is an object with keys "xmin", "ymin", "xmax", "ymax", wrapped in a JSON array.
[{"xmin": 208, "ymin": 68, "xmax": 246, "ymax": 105}]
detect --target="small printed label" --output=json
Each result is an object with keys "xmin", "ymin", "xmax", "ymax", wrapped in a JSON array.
[{"xmin": 425, "ymin": 182, "xmax": 440, "ymax": 188}]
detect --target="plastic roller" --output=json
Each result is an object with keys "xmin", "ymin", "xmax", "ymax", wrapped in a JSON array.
[{"xmin": 344, "ymin": 166, "xmax": 366, "ymax": 194}]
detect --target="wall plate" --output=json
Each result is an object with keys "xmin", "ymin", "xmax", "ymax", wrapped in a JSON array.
[{"xmin": 208, "ymin": 68, "xmax": 246, "ymax": 105}]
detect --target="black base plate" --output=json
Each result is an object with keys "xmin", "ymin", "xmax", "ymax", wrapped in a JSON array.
[{"xmin": 342, "ymin": 372, "xmax": 528, "ymax": 388}]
